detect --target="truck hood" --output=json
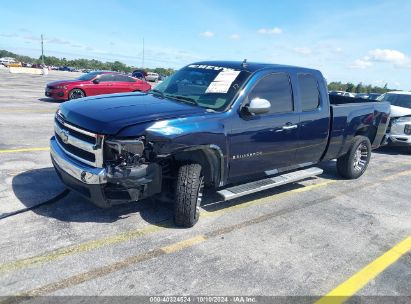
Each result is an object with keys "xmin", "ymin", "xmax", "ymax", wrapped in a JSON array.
[
  {"xmin": 59, "ymin": 93, "xmax": 208, "ymax": 135},
  {"xmin": 390, "ymin": 105, "xmax": 411, "ymax": 118}
]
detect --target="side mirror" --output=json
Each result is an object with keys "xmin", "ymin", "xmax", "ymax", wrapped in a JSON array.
[
  {"xmin": 246, "ymin": 98, "xmax": 271, "ymax": 115},
  {"xmin": 93, "ymin": 78, "xmax": 100, "ymax": 84}
]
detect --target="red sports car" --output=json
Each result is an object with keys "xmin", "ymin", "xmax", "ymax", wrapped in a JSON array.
[{"xmin": 45, "ymin": 71, "xmax": 151, "ymax": 101}]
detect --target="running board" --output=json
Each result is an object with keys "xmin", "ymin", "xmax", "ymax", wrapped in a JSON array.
[{"xmin": 217, "ymin": 167, "xmax": 323, "ymax": 200}]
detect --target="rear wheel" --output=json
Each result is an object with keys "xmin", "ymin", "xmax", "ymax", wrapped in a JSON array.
[
  {"xmin": 174, "ymin": 163, "xmax": 204, "ymax": 228},
  {"xmin": 68, "ymin": 89, "xmax": 85, "ymax": 100},
  {"xmin": 337, "ymin": 136, "xmax": 372, "ymax": 179}
]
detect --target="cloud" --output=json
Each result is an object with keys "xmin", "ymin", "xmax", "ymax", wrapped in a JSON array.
[
  {"xmin": 22, "ymin": 34, "xmax": 41, "ymax": 41},
  {"xmin": 46, "ymin": 37, "xmax": 71, "ymax": 45},
  {"xmin": 228, "ymin": 34, "xmax": 240, "ymax": 40},
  {"xmin": 257, "ymin": 27, "xmax": 282, "ymax": 35},
  {"xmin": 294, "ymin": 47, "xmax": 312, "ymax": 55},
  {"xmin": 200, "ymin": 31, "xmax": 214, "ymax": 38},
  {"xmin": 351, "ymin": 49, "xmax": 411, "ymax": 69},
  {"xmin": 368, "ymin": 49, "xmax": 407, "ymax": 63},
  {"xmin": 350, "ymin": 59, "xmax": 373, "ymax": 69}
]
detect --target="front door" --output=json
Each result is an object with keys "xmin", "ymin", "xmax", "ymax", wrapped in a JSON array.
[
  {"xmin": 228, "ymin": 72, "xmax": 300, "ymax": 182},
  {"xmin": 89, "ymin": 74, "xmax": 116, "ymax": 96}
]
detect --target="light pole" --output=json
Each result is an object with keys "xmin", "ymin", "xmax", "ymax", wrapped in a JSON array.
[{"xmin": 41, "ymin": 34, "xmax": 45, "ymax": 65}]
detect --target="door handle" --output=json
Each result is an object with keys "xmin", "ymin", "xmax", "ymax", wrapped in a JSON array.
[{"xmin": 282, "ymin": 123, "xmax": 298, "ymax": 130}]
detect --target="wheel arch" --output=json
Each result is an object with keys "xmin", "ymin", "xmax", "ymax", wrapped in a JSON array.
[
  {"xmin": 172, "ymin": 145, "xmax": 224, "ymax": 187},
  {"xmin": 69, "ymin": 88, "xmax": 87, "ymax": 98},
  {"xmin": 354, "ymin": 126, "xmax": 377, "ymax": 146}
]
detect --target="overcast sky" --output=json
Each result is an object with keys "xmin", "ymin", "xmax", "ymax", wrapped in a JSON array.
[{"xmin": 1, "ymin": 0, "xmax": 410, "ymax": 89}]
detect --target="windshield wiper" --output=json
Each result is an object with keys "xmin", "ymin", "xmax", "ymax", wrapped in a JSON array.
[
  {"xmin": 165, "ymin": 94, "xmax": 198, "ymax": 105},
  {"xmin": 149, "ymin": 89, "xmax": 165, "ymax": 98}
]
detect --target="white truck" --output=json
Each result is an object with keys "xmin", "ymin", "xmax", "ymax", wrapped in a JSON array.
[
  {"xmin": 145, "ymin": 72, "xmax": 159, "ymax": 82},
  {"xmin": 379, "ymin": 91, "xmax": 411, "ymax": 152}
]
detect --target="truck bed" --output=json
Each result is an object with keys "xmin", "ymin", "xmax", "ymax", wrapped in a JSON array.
[
  {"xmin": 322, "ymin": 98, "xmax": 390, "ymax": 161},
  {"xmin": 329, "ymin": 94, "xmax": 377, "ymax": 105}
]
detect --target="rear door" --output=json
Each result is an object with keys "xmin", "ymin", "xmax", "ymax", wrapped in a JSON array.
[
  {"xmin": 295, "ymin": 73, "xmax": 330, "ymax": 164},
  {"xmin": 228, "ymin": 72, "xmax": 300, "ymax": 182},
  {"xmin": 111, "ymin": 75, "xmax": 138, "ymax": 93}
]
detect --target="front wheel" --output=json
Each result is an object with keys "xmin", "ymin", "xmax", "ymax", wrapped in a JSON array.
[
  {"xmin": 337, "ymin": 135, "xmax": 372, "ymax": 179},
  {"xmin": 174, "ymin": 163, "xmax": 204, "ymax": 227},
  {"xmin": 68, "ymin": 89, "xmax": 85, "ymax": 100}
]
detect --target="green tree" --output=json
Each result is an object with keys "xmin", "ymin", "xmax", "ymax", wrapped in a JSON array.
[
  {"xmin": 346, "ymin": 82, "xmax": 355, "ymax": 92},
  {"xmin": 355, "ymin": 82, "xmax": 363, "ymax": 93}
]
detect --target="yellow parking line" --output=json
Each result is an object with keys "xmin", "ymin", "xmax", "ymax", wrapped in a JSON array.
[
  {"xmin": 0, "ymin": 147, "xmax": 49, "ymax": 153},
  {"xmin": 21, "ymin": 237, "xmax": 210, "ymax": 297},
  {"xmin": 0, "ymin": 179, "xmax": 332, "ymax": 275},
  {"xmin": 0, "ymin": 224, "xmax": 166, "ymax": 274},
  {"xmin": 0, "ymin": 168, "xmax": 409, "ymax": 277},
  {"xmin": 382, "ymin": 169, "xmax": 411, "ymax": 181},
  {"xmin": 21, "ymin": 199, "xmax": 335, "ymax": 297},
  {"xmin": 161, "ymin": 235, "xmax": 207, "ymax": 254},
  {"xmin": 3, "ymin": 170, "xmax": 411, "ymax": 298},
  {"xmin": 315, "ymin": 235, "xmax": 411, "ymax": 304}
]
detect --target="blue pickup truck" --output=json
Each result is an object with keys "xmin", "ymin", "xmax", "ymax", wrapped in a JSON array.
[{"xmin": 50, "ymin": 61, "xmax": 390, "ymax": 227}]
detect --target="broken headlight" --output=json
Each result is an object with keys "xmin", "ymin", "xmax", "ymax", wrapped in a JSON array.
[{"xmin": 105, "ymin": 138, "xmax": 145, "ymax": 167}]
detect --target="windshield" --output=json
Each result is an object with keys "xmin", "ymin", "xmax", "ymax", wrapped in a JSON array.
[
  {"xmin": 152, "ymin": 65, "xmax": 250, "ymax": 110},
  {"xmin": 378, "ymin": 93, "xmax": 411, "ymax": 109},
  {"xmin": 77, "ymin": 72, "xmax": 101, "ymax": 81}
]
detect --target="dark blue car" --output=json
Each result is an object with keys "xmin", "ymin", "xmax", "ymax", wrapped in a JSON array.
[{"xmin": 50, "ymin": 61, "xmax": 390, "ymax": 227}]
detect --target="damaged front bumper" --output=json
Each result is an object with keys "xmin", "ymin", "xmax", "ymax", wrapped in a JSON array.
[{"xmin": 50, "ymin": 136, "xmax": 161, "ymax": 208}]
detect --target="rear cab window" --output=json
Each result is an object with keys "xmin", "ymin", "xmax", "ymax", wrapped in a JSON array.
[{"xmin": 298, "ymin": 73, "xmax": 321, "ymax": 111}]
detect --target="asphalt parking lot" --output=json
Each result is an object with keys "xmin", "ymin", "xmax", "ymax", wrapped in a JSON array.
[{"xmin": 0, "ymin": 69, "xmax": 410, "ymax": 302}]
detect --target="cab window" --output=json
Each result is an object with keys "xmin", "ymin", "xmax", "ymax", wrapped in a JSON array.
[{"xmin": 248, "ymin": 73, "xmax": 293, "ymax": 114}]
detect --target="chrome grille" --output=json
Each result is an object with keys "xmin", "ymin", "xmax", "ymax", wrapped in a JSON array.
[{"xmin": 54, "ymin": 113, "xmax": 104, "ymax": 167}]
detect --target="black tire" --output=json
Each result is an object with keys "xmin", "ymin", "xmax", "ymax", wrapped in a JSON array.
[
  {"xmin": 337, "ymin": 135, "xmax": 372, "ymax": 179},
  {"xmin": 68, "ymin": 89, "xmax": 85, "ymax": 100},
  {"xmin": 174, "ymin": 163, "xmax": 204, "ymax": 228}
]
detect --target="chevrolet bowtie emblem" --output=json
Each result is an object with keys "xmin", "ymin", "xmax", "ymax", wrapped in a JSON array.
[{"xmin": 61, "ymin": 129, "xmax": 69, "ymax": 143}]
